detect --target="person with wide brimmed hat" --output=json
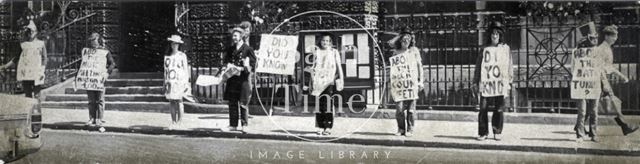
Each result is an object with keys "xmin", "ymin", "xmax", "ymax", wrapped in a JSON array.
[
  {"xmin": 220, "ymin": 26, "xmax": 256, "ymax": 134},
  {"xmin": 75, "ymin": 32, "xmax": 116, "ymax": 130},
  {"xmin": 472, "ymin": 21, "xmax": 513, "ymax": 141},
  {"xmin": 388, "ymin": 28, "xmax": 424, "ymax": 137},
  {"xmin": 164, "ymin": 34, "xmax": 191, "ymax": 129}
]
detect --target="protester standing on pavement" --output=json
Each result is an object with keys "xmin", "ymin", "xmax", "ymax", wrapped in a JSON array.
[
  {"xmin": 389, "ymin": 29, "xmax": 423, "ymax": 137},
  {"xmin": 80, "ymin": 32, "xmax": 116, "ymax": 127},
  {"xmin": 221, "ymin": 27, "xmax": 255, "ymax": 134},
  {"xmin": 0, "ymin": 19, "xmax": 47, "ymax": 98},
  {"xmin": 573, "ymin": 23, "xmax": 600, "ymax": 142},
  {"xmin": 310, "ymin": 32, "xmax": 344, "ymax": 136},
  {"xmin": 164, "ymin": 34, "xmax": 190, "ymax": 128},
  {"xmin": 473, "ymin": 21, "xmax": 512, "ymax": 141}
]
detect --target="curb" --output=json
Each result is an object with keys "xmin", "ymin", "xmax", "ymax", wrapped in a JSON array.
[{"xmin": 42, "ymin": 123, "xmax": 640, "ymax": 156}]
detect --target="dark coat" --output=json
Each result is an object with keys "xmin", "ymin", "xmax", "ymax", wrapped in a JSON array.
[{"xmin": 223, "ymin": 43, "xmax": 255, "ymax": 101}]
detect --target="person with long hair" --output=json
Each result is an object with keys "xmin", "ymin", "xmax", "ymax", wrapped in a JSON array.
[
  {"xmin": 473, "ymin": 21, "xmax": 513, "ymax": 141},
  {"xmin": 310, "ymin": 32, "xmax": 344, "ymax": 135},
  {"xmin": 389, "ymin": 29, "xmax": 424, "ymax": 137},
  {"xmin": 0, "ymin": 19, "xmax": 47, "ymax": 98}
]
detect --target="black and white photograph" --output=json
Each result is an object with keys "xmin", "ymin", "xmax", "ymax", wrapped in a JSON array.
[{"xmin": 1, "ymin": 0, "xmax": 640, "ymax": 163}]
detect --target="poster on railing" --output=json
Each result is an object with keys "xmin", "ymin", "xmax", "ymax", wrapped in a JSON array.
[
  {"xmin": 389, "ymin": 52, "xmax": 420, "ymax": 102},
  {"xmin": 256, "ymin": 34, "xmax": 298, "ymax": 75},
  {"xmin": 164, "ymin": 56, "xmax": 187, "ymax": 100},
  {"xmin": 480, "ymin": 46, "xmax": 511, "ymax": 97},
  {"xmin": 571, "ymin": 47, "xmax": 602, "ymax": 99},
  {"xmin": 75, "ymin": 48, "xmax": 109, "ymax": 91}
]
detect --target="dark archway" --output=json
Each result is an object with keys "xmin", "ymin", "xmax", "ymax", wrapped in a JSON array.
[{"xmin": 120, "ymin": 2, "xmax": 175, "ymax": 72}]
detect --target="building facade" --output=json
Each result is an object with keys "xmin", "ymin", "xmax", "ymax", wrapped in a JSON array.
[{"xmin": 2, "ymin": 1, "xmax": 640, "ymax": 114}]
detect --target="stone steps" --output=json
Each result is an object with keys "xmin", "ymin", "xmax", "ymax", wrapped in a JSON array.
[
  {"xmin": 45, "ymin": 94, "xmax": 167, "ymax": 102},
  {"xmin": 64, "ymin": 86, "xmax": 164, "ymax": 94},
  {"xmin": 41, "ymin": 101, "xmax": 228, "ymax": 114}
]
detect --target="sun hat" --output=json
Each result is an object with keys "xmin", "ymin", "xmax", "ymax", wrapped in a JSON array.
[{"xmin": 167, "ymin": 34, "xmax": 184, "ymax": 44}]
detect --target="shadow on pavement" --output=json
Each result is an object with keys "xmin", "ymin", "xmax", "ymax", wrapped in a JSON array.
[
  {"xmin": 129, "ymin": 125, "xmax": 166, "ymax": 130},
  {"xmin": 51, "ymin": 121, "xmax": 88, "ymax": 125},
  {"xmin": 552, "ymin": 131, "xmax": 575, "ymax": 135},
  {"xmin": 271, "ymin": 129, "xmax": 317, "ymax": 135},
  {"xmin": 190, "ymin": 128, "xmax": 221, "ymax": 132},
  {"xmin": 433, "ymin": 135, "xmax": 477, "ymax": 141},
  {"xmin": 352, "ymin": 132, "xmax": 396, "ymax": 136},
  {"xmin": 198, "ymin": 116, "xmax": 228, "ymax": 120},
  {"xmin": 520, "ymin": 138, "xmax": 574, "ymax": 142}
]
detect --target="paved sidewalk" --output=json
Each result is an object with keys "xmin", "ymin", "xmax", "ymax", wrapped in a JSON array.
[{"xmin": 42, "ymin": 108, "xmax": 640, "ymax": 156}]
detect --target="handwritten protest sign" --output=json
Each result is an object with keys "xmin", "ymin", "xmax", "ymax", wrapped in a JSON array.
[
  {"xmin": 389, "ymin": 52, "xmax": 420, "ymax": 102},
  {"xmin": 75, "ymin": 48, "xmax": 108, "ymax": 91},
  {"xmin": 256, "ymin": 34, "xmax": 298, "ymax": 75},
  {"xmin": 571, "ymin": 47, "xmax": 602, "ymax": 99},
  {"xmin": 311, "ymin": 49, "xmax": 338, "ymax": 96},
  {"xmin": 16, "ymin": 41, "xmax": 45, "ymax": 85},
  {"xmin": 164, "ymin": 56, "xmax": 187, "ymax": 100},
  {"xmin": 480, "ymin": 46, "xmax": 511, "ymax": 97}
]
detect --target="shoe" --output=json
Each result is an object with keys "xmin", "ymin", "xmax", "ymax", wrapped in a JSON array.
[
  {"xmin": 623, "ymin": 124, "xmax": 639, "ymax": 136},
  {"xmin": 494, "ymin": 134, "xmax": 502, "ymax": 141},
  {"xmin": 221, "ymin": 126, "xmax": 237, "ymax": 132},
  {"xmin": 241, "ymin": 126, "xmax": 249, "ymax": 134},
  {"xmin": 86, "ymin": 119, "xmax": 95, "ymax": 126},
  {"xmin": 395, "ymin": 130, "xmax": 404, "ymax": 136},
  {"xmin": 322, "ymin": 129, "xmax": 332, "ymax": 135},
  {"xmin": 95, "ymin": 119, "xmax": 103, "ymax": 126},
  {"xmin": 615, "ymin": 117, "xmax": 638, "ymax": 136},
  {"xmin": 576, "ymin": 137, "xmax": 584, "ymax": 143},
  {"xmin": 316, "ymin": 128, "xmax": 324, "ymax": 135},
  {"xmin": 477, "ymin": 135, "xmax": 487, "ymax": 141},
  {"xmin": 591, "ymin": 136, "xmax": 598, "ymax": 142},
  {"xmin": 405, "ymin": 132, "xmax": 413, "ymax": 137}
]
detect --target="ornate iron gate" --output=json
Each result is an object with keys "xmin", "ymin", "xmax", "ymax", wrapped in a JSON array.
[
  {"xmin": 0, "ymin": 1, "xmax": 110, "ymax": 94},
  {"xmin": 380, "ymin": 6, "xmax": 640, "ymax": 114}
]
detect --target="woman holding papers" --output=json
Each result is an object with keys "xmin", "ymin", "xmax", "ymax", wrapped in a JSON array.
[
  {"xmin": 164, "ymin": 34, "xmax": 191, "ymax": 129},
  {"xmin": 389, "ymin": 29, "xmax": 423, "ymax": 137},
  {"xmin": 310, "ymin": 33, "xmax": 344, "ymax": 136},
  {"xmin": 221, "ymin": 27, "xmax": 255, "ymax": 134},
  {"xmin": 473, "ymin": 21, "xmax": 512, "ymax": 141}
]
